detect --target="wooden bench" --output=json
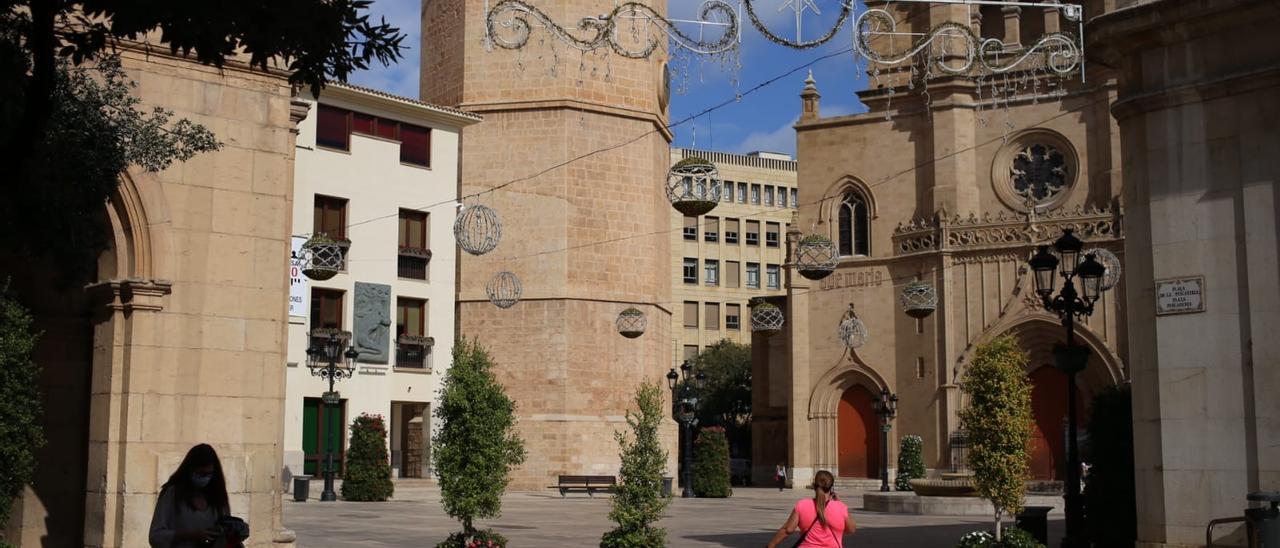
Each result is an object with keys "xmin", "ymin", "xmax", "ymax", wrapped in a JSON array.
[{"xmin": 549, "ymin": 475, "xmax": 616, "ymax": 497}]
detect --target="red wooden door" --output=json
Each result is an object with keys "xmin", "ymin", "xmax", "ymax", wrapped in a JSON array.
[{"xmin": 837, "ymin": 385, "xmax": 880, "ymax": 478}]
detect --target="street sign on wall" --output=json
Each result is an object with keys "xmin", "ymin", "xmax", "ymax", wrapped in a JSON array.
[
  {"xmin": 1155, "ymin": 276, "xmax": 1205, "ymax": 316},
  {"xmin": 290, "ymin": 236, "xmax": 309, "ymax": 318}
]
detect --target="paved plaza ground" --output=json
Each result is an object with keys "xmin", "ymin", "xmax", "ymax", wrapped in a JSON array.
[{"xmin": 283, "ymin": 481, "xmax": 1064, "ymax": 547}]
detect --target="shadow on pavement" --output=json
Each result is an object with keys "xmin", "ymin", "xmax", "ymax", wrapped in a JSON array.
[{"xmin": 683, "ymin": 519, "xmax": 1065, "ymax": 547}]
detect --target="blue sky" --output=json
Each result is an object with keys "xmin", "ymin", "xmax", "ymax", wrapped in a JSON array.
[{"xmin": 347, "ymin": 0, "xmax": 871, "ymax": 157}]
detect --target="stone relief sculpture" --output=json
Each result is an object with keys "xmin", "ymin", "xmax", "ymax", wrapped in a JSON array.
[{"xmin": 353, "ymin": 282, "xmax": 391, "ymax": 364}]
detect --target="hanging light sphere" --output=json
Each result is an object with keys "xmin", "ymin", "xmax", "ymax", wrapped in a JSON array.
[
  {"xmin": 1083, "ymin": 248, "xmax": 1122, "ymax": 292},
  {"xmin": 454, "ymin": 204, "xmax": 502, "ymax": 256},
  {"xmin": 616, "ymin": 307, "xmax": 647, "ymax": 339},
  {"xmin": 900, "ymin": 281, "xmax": 938, "ymax": 319},
  {"xmin": 795, "ymin": 234, "xmax": 839, "ymax": 280},
  {"xmin": 839, "ymin": 308, "xmax": 869, "ymax": 349},
  {"xmin": 751, "ymin": 301, "xmax": 785, "ymax": 337},
  {"xmin": 665, "ymin": 156, "xmax": 723, "ymax": 216},
  {"xmin": 300, "ymin": 233, "xmax": 348, "ymax": 281},
  {"xmin": 486, "ymin": 271, "xmax": 522, "ymax": 309}
]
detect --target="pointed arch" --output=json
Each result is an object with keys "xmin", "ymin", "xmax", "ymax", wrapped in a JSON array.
[{"xmin": 817, "ymin": 176, "xmax": 876, "ymax": 257}]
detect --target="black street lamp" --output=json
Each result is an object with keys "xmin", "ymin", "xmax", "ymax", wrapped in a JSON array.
[
  {"xmin": 667, "ymin": 361, "xmax": 707, "ymax": 498},
  {"xmin": 306, "ymin": 331, "xmax": 358, "ymax": 502},
  {"xmin": 1028, "ymin": 228, "xmax": 1107, "ymax": 548},
  {"xmin": 873, "ymin": 388, "xmax": 898, "ymax": 492}
]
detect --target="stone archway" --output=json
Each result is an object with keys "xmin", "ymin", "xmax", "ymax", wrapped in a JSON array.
[
  {"xmin": 837, "ymin": 384, "xmax": 880, "ymax": 478},
  {"xmin": 1, "ymin": 172, "xmax": 170, "ymax": 547},
  {"xmin": 962, "ymin": 317, "xmax": 1123, "ymax": 482},
  {"xmin": 808, "ymin": 362, "xmax": 888, "ymax": 476}
]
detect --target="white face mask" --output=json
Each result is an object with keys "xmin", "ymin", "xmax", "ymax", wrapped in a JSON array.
[{"xmin": 191, "ymin": 473, "xmax": 213, "ymax": 488}]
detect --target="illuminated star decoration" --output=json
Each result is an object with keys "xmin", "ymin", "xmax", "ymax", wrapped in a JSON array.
[{"xmin": 778, "ymin": 0, "xmax": 822, "ymax": 43}]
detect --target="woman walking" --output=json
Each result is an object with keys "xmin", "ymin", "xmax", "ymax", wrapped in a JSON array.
[
  {"xmin": 775, "ymin": 462, "xmax": 787, "ymax": 491},
  {"xmin": 766, "ymin": 470, "xmax": 855, "ymax": 548}
]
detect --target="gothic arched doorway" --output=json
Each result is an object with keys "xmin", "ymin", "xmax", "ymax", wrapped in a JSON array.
[{"xmin": 837, "ymin": 384, "xmax": 880, "ymax": 478}]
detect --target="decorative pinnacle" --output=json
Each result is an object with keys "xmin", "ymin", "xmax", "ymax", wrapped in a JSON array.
[{"xmin": 804, "ymin": 69, "xmax": 817, "ymax": 91}]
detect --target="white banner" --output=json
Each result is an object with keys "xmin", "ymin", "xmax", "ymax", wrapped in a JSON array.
[{"xmin": 289, "ymin": 236, "xmax": 309, "ymax": 318}]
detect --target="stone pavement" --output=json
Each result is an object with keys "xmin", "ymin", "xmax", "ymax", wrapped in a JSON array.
[{"xmin": 283, "ymin": 481, "xmax": 1064, "ymax": 547}]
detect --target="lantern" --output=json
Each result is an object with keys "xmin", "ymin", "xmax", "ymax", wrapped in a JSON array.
[
  {"xmin": 300, "ymin": 233, "xmax": 349, "ymax": 281},
  {"xmin": 795, "ymin": 234, "xmax": 839, "ymax": 281},
  {"xmin": 750, "ymin": 301, "xmax": 785, "ymax": 336},
  {"xmin": 486, "ymin": 271, "xmax": 522, "ymax": 309},
  {"xmin": 1083, "ymin": 248, "xmax": 1122, "ymax": 292},
  {"xmin": 454, "ymin": 204, "xmax": 502, "ymax": 256},
  {"xmin": 616, "ymin": 307, "xmax": 647, "ymax": 338},
  {"xmin": 665, "ymin": 156, "xmax": 723, "ymax": 216},
  {"xmin": 900, "ymin": 281, "xmax": 938, "ymax": 319},
  {"xmin": 838, "ymin": 306, "xmax": 869, "ymax": 349}
]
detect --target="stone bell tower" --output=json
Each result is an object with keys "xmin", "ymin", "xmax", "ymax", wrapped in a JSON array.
[{"xmin": 421, "ymin": 0, "xmax": 676, "ymax": 488}]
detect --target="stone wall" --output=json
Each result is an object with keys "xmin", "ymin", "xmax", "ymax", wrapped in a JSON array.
[
  {"xmin": 3, "ymin": 48, "xmax": 297, "ymax": 547},
  {"xmin": 1090, "ymin": 0, "xmax": 1280, "ymax": 545},
  {"xmin": 422, "ymin": 0, "xmax": 678, "ymax": 489}
]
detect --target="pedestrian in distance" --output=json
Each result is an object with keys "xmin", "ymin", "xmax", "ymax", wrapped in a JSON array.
[
  {"xmin": 776, "ymin": 462, "xmax": 787, "ymax": 491},
  {"xmin": 149, "ymin": 443, "xmax": 250, "ymax": 548},
  {"xmin": 766, "ymin": 470, "xmax": 855, "ymax": 548}
]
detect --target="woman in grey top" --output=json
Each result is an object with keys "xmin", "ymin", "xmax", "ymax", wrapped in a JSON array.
[{"xmin": 149, "ymin": 444, "xmax": 232, "ymax": 547}]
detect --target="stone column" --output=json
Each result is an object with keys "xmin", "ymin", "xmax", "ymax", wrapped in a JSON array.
[
  {"xmin": 1002, "ymin": 6, "xmax": 1022, "ymax": 47},
  {"xmin": 1089, "ymin": 1, "xmax": 1280, "ymax": 545}
]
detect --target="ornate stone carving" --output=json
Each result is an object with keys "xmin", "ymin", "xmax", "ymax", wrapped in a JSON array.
[
  {"xmin": 893, "ymin": 203, "xmax": 1122, "ymax": 257},
  {"xmin": 353, "ymin": 282, "xmax": 391, "ymax": 364},
  {"xmin": 992, "ymin": 128, "xmax": 1079, "ymax": 212}
]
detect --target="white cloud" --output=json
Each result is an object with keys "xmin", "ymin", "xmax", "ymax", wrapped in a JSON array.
[
  {"xmin": 347, "ymin": 0, "xmax": 422, "ymax": 98},
  {"xmin": 731, "ymin": 102, "xmax": 855, "ymax": 155}
]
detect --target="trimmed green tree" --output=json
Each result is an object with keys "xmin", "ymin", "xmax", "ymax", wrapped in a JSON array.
[
  {"xmin": 341, "ymin": 413, "xmax": 394, "ymax": 501},
  {"xmin": 960, "ymin": 335, "xmax": 1033, "ymax": 541},
  {"xmin": 0, "ymin": 286, "xmax": 43, "ymax": 534},
  {"xmin": 895, "ymin": 434, "xmax": 925, "ymax": 491},
  {"xmin": 692, "ymin": 427, "xmax": 732, "ymax": 498},
  {"xmin": 433, "ymin": 340, "xmax": 525, "ymax": 546},
  {"xmin": 601, "ymin": 381, "xmax": 670, "ymax": 548},
  {"xmin": 1084, "ymin": 386, "xmax": 1136, "ymax": 545},
  {"xmin": 690, "ymin": 340, "xmax": 752, "ymax": 457}
]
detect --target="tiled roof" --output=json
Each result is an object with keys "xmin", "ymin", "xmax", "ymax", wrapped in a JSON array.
[{"xmin": 327, "ymin": 82, "xmax": 483, "ymax": 122}]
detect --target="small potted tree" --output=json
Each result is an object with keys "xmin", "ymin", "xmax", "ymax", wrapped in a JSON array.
[{"xmin": 341, "ymin": 413, "xmax": 394, "ymax": 502}]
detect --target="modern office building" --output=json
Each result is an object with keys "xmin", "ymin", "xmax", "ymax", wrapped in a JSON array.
[{"xmin": 670, "ymin": 148, "xmax": 798, "ymax": 362}]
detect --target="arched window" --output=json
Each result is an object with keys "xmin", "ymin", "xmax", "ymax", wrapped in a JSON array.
[{"xmin": 838, "ymin": 191, "xmax": 870, "ymax": 256}]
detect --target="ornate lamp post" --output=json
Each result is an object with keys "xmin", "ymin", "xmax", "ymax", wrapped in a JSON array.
[
  {"xmin": 873, "ymin": 388, "xmax": 898, "ymax": 492},
  {"xmin": 306, "ymin": 331, "xmax": 359, "ymax": 502},
  {"xmin": 667, "ymin": 361, "xmax": 707, "ymax": 498},
  {"xmin": 1028, "ymin": 228, "xmax": 1107, "ymax": 548}
]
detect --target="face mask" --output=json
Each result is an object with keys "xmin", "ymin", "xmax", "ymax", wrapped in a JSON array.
[{"xmin": 191, "ymin": 473, "xmax": 213, "ymax": 488}]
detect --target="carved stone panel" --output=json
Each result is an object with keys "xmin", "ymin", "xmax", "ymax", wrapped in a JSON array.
[{"xmin": 354, "ymin": 282, "xmax": 392, "ymax": 364}]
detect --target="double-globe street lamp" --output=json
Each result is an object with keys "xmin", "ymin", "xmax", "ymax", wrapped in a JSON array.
[
  {"xmin": 306, "ymin": 331, "xmax": 359, "ymax": 502},
  {"xmin": 667, "ymin": 361, "xmax": 707, "ymax": 498},
  {"xmin": 1028, "ymin": 228, "xmax": 1107, "ymax": 548},
  {"xmin": 873, "ymin": 389, "xmax": 899, "ymax": 492}
]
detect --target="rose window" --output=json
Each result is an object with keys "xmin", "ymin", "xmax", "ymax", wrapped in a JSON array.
[{"xmin": 1011, "ymin": 143, "xmax": 1068, "ymax": 205}]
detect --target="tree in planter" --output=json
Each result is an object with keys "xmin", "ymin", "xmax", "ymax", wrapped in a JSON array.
[
  {"xmin": 0, "ymin": 287, "xmax": 43, "ymax": 535},
  {"xmin": 433, "ymin": 340, "xmax": 525, "ymax": 547},
  {"xmin": 692, "ymin": 427, "xmax": 732, "ymax": 498},
  {"xmin": 1083, "ymin": 386, "xmax": 1136, "ymax": 546},
  {"xmin": 895, "ymin": 435, "xmax": 925, "ymax": 491},
  {"xmin": 341, "ymin": 413, "xmax": 394, "ymax": 501},
  {"xmin": 601, "ymin": 381, "xmax": 670, "ymax": 548},
  {"xmin": 960, "ymin": 335, "xmax": 1033, "ymax": 541}
]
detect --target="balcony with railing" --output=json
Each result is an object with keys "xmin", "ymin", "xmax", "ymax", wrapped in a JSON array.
[
  {"xmin": 397, "ymin": 247, "xmax": 431, "ymax": 280},
  {"xmin": 395, "ymin": 335, "xmax": 434, "ymax": 370}
]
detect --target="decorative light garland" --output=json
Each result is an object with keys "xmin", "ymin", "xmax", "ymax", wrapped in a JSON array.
[{"xmin": 486, "ymin": 0, "xmax": 740, "ymax": 58}]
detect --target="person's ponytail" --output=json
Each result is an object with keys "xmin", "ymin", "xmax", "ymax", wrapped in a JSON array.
[{"xmin": 811, "ymin": 470, "xmax": 835, "ymax": 529}]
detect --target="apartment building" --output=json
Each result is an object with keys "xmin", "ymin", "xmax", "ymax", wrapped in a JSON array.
[
  {"xmin": 671, "ymin": 148, "xmax": 798, "ymax": 361},
  {"xmin": 285, "ymin": 84, "xmax": 479, "ymax": 480}
]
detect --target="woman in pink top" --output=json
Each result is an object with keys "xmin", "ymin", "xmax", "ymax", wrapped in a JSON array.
[{"xmin": 766, "ymin": 470, "xmax": 855, "ymax": 548}]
